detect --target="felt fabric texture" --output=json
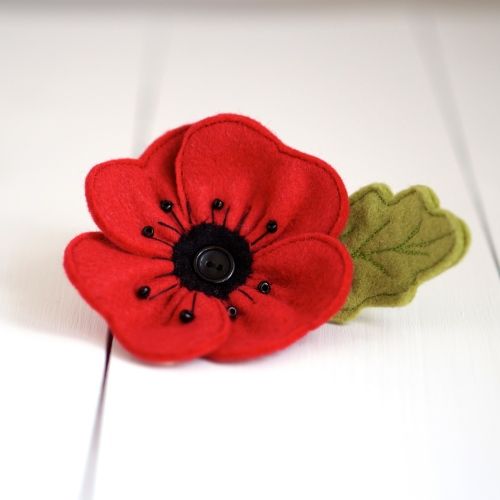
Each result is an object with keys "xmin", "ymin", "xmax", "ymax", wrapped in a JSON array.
[
  {"xmin": 172, "ymin": 222, "xmax": 253, "ymax": 299},
  {"xmin": 86, "ymin": 127, "xmax": 189, "ymax": 257},
  {"xmin": 65, "ymin": 114, "xmax": 352, "ymax": 363},
  {"xmin": 64, "ymin": 233, "xmax": 229, "ymax": 362},
  {"xmin": 176, "ymin": 115, "xmax": 349, "ymax": 250},
  {"xmin": 331, "ymin": 184, "xmax": 470, "ymax": 324},
  {"xmin": 208, "ymin": 235, "xmax": 351, "ymax": 361}
]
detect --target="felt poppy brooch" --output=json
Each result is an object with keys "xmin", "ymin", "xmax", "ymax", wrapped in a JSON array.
[{"xmin": 64, "ymin": 114, "xmax": 470, "ymax": 363}]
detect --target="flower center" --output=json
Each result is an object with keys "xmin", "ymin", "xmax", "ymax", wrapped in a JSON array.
[
  {"xmin": 172, "ymin": 223, "xmax": 252, "ymax": 299},
  {"xmin": 193, "ymin": 246, "xmax": 235, "ymax": 283}
]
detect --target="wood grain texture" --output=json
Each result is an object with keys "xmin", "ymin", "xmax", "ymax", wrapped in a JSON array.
[{"xmin": 92, "ymin": 9, "xmax": 500, "ymax": 500}]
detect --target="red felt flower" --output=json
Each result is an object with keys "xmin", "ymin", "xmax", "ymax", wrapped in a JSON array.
[{"xmin": 64, "ymin": 114, "xmax": 352, "ymax": 362}]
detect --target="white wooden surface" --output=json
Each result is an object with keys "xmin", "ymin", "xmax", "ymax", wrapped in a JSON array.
[
  {"xmin": 0, "ymin": 10, "xmax": 143, "ymax": 500},
  {"xmin": 0, "ymin": 6, "xmax": 498, "ymax": 500},
  {"xmin": 436, "ymin": 10, "xmax": 500, "ymax": 270}
]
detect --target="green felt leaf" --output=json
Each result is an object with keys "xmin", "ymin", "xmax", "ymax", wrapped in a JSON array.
[{"xmin": 331, "ymin": 184, "xmax": 470, "ymax": 324}]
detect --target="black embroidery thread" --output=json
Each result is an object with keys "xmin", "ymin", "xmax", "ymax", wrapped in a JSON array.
[
  {"xmin": 141, "ymin": 225, "xmax": 173, "ymax": 247},
  {"xmin": 139, "ymin": 205, "xmax": 263, "ymax": 310},
  {"xmin": 148, "ymin": 283, "xmax": 178, "ymax": 300},
  {"xmin": 237, "ymin": 288, "xmax": 255, "ymax": 303},
  {"xmin": 211, "ymin": 198, "xmax": 224, "ymax": 224},
  {"xmin": 172, "ymin": 223, "xmax": 252, "ymax": 299},
  {"xmin": 251, "ymin": 219, "xmax": 278, "ymax": 245},
  {"xmin": 153, "ymin": 272, "xmax": 174, "ymax": 279},
  {"xmin": 160, "ymin": 200, "xmax": 186, "ymax": 232},
  {"xmin": 186, "ymin": 199, "xmax": 193, "ymax": 225},
  {"xmin": 158, "ymin": 221, "xmax": 182, "ymax": 236},
  {"xmin": 222, "ymin": 206, "xmax": 230, "ymax": 227},
  {"xmin": 235, "ymin": 207, "xmax": 251, "ymax": 233}
]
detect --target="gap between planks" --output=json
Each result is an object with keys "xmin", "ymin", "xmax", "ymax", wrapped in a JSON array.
[
  {"xmin": 78, "ymin": 23, "xmax": 167, "ymax": 500},
  {"xmin": 412, "ymin": 14, "xmax": 500, "ymax": 276},
  {"xmin": 79, "ymin": 332, "xmax": 113, "ymax": 500}
]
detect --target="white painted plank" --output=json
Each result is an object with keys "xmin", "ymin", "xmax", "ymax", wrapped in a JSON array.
[
  {"xmin": 95, "ymin": 10, "xmax": 500, "ymax": 500},
  {"xmin": 435, "ymin": 9, "xmax": 500, "ymax": 267},
  {"xmin": 0, "ymin": 10, "xmax": 142, "ymax": 500}
]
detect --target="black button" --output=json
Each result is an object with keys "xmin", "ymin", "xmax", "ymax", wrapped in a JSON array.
[
  {"xmin": 193, "ymin": 246, "xmax": 235, "ymax": 283},
  {"xmin": 142, "ymin": 226, "xmax": 154, "ymax": 238},
  {"xmin": 258, "ymin": 281, "xmax": 271, "ymax": 294}
]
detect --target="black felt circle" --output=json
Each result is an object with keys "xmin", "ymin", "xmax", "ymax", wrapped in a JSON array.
[{"xmin": 172, "ymin": 223, "xmax": 252, "ymax": 299}]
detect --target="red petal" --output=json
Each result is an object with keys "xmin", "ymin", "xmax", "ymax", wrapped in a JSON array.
[
  {"xmin": 207, "ymin": 234, "xmax": 352, "ymax": 361},
  {"xmin": 175, "ymin": 114, "xmax": 349, "ymax": 248},
  {"xmin": 86, "ymin": 127, "xmax": 188, "ymax": 257},
  {"xmin": 64, "ymin": 233, "xmax": 230, "ymax": 362},
  {"xmin": 141, "ymin": 124, "xmax": 189, "ymax": 188}
]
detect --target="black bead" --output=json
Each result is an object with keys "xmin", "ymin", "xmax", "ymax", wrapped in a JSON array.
[
  {"xmin": 136, "ymin": 286, "xmax": 150, "ymax": 299},
  {"xmin": 160, "ymin": 200, "xmax": 174, "ymax": 213},
  {"xmin": 142, "ymin": 225, "xmax": 155, "ymax": 238},
  {"xmin": 212, "ymin": 199, "xmax": 224, "ymax": 210},
  {"xmin": 266, "ymin": 220, "xmax": 278, "ymax": 233},
  {"xmin": 258, "ymin": 281, "xmax": 271, "ymax": 294},
  {"xmin": 227, "ymin": 306, "xmax": 238, "ymax": 319},
  {"xmin": 179, "ymin": 309, "xmax": 195, "ymax": 323}
]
